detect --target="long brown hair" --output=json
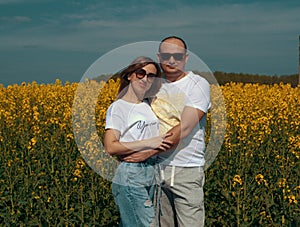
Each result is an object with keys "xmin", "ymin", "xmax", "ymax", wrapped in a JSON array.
[{"xmin": 117, "ymin": 56, "xmax": 162, "ymax": 101}]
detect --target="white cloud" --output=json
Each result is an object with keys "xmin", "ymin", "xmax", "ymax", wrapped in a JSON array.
[
  {"xmin": 0, "ymin": 2, "xmax": 299, "ymax": 55},
  {"xmin": 65, "ymin": 2, "xmax": 300, "ymax": 37},
  {"xmin": 0, "ymin": 1, "xmax": 298, "ymax": 79},
  {"xmin": 78, "ymin": 19, "xmax": 122, "ymax": 28},
  {"xmin": 0, "ymin": 0, "xmax": 24, "ymax": 4},
  {"xmin": 0, "ymin": 0, "xmax": 53, "ymax": 4},
  {"xmin": 0, "ymin": 16, "xmax": 31, "ymax": 23},
  {"xmin": 0, "ymin": 0, "xmax": 41, "ymax": 4}
]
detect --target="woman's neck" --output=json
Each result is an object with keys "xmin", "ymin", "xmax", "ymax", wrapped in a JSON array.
[{"xmin": 121, "ymin": 88, "xmax": 143, "ymax": 104}]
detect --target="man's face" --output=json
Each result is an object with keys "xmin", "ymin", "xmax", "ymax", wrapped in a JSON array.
[{"xmin": 158, "ymin": 38, "xmax": 188, "ymax": 77}]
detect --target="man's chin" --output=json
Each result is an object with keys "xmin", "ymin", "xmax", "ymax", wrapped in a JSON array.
[
  {"xmin": 165, "ymin": 65, "xmax": 178, "ymax": 70},
  {"xmin": 164, "ymin": 69, "xmax": 183, "ymax": 76}
]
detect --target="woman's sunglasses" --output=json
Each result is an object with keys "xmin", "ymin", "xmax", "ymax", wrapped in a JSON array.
[
  {"xmin": 159, "ymin": 52, "xmax": 186, "ymax": 61},
  {"xmin": 135, "ymin": 68, "xmax": 157, "ymax": 81}
]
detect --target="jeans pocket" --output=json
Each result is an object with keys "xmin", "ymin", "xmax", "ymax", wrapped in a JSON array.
[{"xmin": 127, "ymin": 164, "xmax": 151, "ymax": 187}]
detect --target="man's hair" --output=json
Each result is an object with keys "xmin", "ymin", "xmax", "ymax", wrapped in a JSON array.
[{"xmin": 159, "ymin": 36, "xmax": 187, "ymax": 52}]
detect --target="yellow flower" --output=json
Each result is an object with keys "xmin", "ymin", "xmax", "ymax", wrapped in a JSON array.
[
  {"xmin": 233, "ymin": 174, "xmax": 243, "ymax": 187},
  {"xmin": 287, "ymin": 195, "xmax": 297, "ymax": 205},
  {"xmin": 32, "ymin": 192, "xmax": 40, "ymax": 199},
  {"xmin": 7, "ymin": 159, "xmax": 13, "ymax": 167},
  {"xmin": 75, "ymin": 159, "xmax": 86, "ymax": 169},
  {"xmin": 28, "ymin": 137, "xmax": 37, "ymax": 149},
  {"xmin": 260, "ymin": 211, "xmax": 266, "ymax": 217},
  {"xmin": 73, "ymin": 169, "xmax": 82, "ymax": 178},
  {"xmin": 278, "ymin": 178, "xmax": 287, "ymax": 188},
  {"xmin": 255, "ymin": 174, "xmax": 268, "ymax": 186}
]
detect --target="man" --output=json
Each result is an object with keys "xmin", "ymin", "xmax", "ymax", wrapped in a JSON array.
[{"xmin": 124, "ymin": 36, "xmax": 211, "ymax": 226}]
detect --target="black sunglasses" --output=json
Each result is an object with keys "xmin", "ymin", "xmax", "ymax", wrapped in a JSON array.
[
  {"xmin": 159, "ymin": 52, "xmax": 186, "ymax": 61},
  {"xmin": 135, "ymin": 68, "xmax": 157, "ymax": 80}
]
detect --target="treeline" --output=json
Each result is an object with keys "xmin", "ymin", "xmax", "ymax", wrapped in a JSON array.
[
  {"xmin": 93, "ymin": 71, "xmax": 299, "ymax": 87},
  {"xmin": 212, "ymin": 71, "xmax": 299, "ymax": 87}
]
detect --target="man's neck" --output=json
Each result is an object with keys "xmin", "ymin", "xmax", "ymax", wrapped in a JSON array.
[{"xmin": 165, "ymin": 71, "xmax": 187, "ymax": 82}]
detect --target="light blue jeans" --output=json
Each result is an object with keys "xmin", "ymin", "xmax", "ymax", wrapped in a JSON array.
[{"xmin": 112, "ymin": 158, "xmax": 159, "ymax": 227}]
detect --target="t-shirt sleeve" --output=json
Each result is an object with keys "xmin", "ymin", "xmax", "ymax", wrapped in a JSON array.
[
  {"xmin": 105, "ymin": 104, "xmax": 124, "ymax": 133},
  {"xmin": 186, "ymin": 78, "xmax": 211, "ymax": 113}
]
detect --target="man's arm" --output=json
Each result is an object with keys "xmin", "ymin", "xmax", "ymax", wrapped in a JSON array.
[
  {"xmin": 179, "ymin": 106, "xmax": 205, "ymax": 139},
  {"xmin": 123, "ymin": 106, "xmax": 205, "ymax": 162}
]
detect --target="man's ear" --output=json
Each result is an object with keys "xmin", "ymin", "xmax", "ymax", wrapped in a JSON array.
[
  {"xmin": 184, "ymin": 53, "xmax": 189, "ymax": 64},
  {"xmin": 157, "ymin": 53, "xmax": 161, "ymax": 63}
]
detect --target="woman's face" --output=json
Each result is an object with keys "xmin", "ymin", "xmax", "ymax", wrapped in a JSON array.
[{"xmin": 128, "ymin": 63, "xmax": 157, "ymax": 97}]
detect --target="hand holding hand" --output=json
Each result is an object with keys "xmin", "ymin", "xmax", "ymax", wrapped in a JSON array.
[
  {"xmin": 157, "ymin": 132, "xmax": 173, "ymax": 151},
  {"xmin": 148, "ymin": 133, "xmax": 173, "ymax": 151}
]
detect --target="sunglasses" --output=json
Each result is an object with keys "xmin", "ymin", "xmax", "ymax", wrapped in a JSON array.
[
  {"xmin": 135, "ymin": 68, "xmax": 157, "ymax": 81},
  {"xmin": 159, "ymin": 52, "xmax": 186, "ymax": 61}
]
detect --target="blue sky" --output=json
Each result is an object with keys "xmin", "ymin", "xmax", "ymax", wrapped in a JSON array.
[{"xmin": 0, "ymin": 0, "xmax": 299, "ymax": 86}]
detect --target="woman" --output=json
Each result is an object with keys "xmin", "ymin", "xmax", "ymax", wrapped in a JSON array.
[{"xmin": 104, "ymin": 56, "xmax": 172, "ymax": 227}]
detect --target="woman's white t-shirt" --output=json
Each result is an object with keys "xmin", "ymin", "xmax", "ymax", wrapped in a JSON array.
[{"xmin": 105, "ymin": 99, "xmax": 160, "ymax": 143}]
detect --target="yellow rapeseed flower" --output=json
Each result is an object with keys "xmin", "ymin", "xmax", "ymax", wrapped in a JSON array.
[
  {"xmin": 75, "ymin": 159, "xmax": 86, "ymax": 169},
  {"xmin": 7, "ymin": 159, "xmax": 13, "ymax": 167},
  {"xmin": 278, "ymin": 178, "xmax": 287, "ymax": 188},
  {"xmin": 233, "ymin": 174, "xmax": 243, "ymax": 187},
  {"xmin": 287, "ymin": 195, "xmax": 297, "ymax": 205},
  {"xmin": 73, "ymin": 169, "xmax": 82, "ymax": 178},
  {"xmin": 255, "ymin": 174, "xmax": 268, "ymax": 186}
]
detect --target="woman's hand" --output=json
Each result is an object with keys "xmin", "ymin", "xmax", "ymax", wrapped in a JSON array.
[{"xmin": 122, "ymin": 149, "xmax": 156, "ymax": 163}]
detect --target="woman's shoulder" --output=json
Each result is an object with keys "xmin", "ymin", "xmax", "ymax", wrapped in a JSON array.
[
  {"xmin": 107, "ymin": 99, "xmax": 124, "ymax": 113},
  {"xmin": 108, "ymin": 99, "xmax": 140, "ymax": 112}
]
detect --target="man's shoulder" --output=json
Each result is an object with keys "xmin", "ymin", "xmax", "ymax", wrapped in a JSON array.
[
  {"xmin": 187, "ymin": 71, "xmax": 207, "ymax": 80},
  {"xmin": 186, "ymin": 71, "xmax": 210, "ymax": 86}
]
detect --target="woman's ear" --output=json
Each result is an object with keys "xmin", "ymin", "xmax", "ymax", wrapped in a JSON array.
[{"xmin": 127, "ymin": 73, "xmax": 133, "ymax": 81}]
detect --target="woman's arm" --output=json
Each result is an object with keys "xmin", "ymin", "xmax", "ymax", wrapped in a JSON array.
[
  {"xmin": 122, "ymin": 149, "xmax": 161, "ymax": 162},
  {"xmin": 104, "ymin": 128, "xmax": 173, "ymax": 156},
  {"xmin": 122, "ymin": 106, "xmax": 205, "ymax": 162}
]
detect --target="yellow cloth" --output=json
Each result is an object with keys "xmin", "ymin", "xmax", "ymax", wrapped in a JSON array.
[{"xmin": 151, "ymin": 93, "xmax": 185, "ymax": 135}]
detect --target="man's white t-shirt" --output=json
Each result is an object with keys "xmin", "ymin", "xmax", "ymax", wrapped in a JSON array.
[{"xmin": 151, "ymin": 71, "xmax": 211, "ymax": 167}]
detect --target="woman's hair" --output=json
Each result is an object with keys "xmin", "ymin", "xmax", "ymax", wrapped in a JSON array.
[{"xmin": 117, "ymin": 56, "xmax": 162, "ymax": 100}]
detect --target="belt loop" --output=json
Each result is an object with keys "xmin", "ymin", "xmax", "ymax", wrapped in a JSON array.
[
  {"xmin": 170, "ymin": 165, "xmax": 175, "ymax": 187},
  {"xmin": 160, "ymin": 168, "xmax": 165, "ymax": 183}
]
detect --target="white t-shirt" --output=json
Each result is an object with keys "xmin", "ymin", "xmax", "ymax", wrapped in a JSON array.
[
  {"xmin": 151, "ymin": 71, "xmax": 211, "ymax": 167},
  {"xmin": 105, "ymin": 99, "xmax": 160, "ymax": 143}
]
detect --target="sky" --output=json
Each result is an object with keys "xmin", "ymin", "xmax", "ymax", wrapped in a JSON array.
[{"xmin": 0, "ymin": 0, "xmax": 299, "ymax": 86}]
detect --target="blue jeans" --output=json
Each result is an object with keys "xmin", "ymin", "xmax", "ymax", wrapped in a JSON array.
[{"xmin": 112, "ymin": 159, "xmax": 158, "ymax": 227}]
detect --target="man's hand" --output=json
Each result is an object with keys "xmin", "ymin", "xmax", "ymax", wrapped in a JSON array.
[
  {"xmin": 121, "ymin": 133, "xmax": 173, "ymax": 162},
  {"xmin": 150, "ymin": 133, "xmax": 174, "ymax": 152},
  {"xmin": 122, "ymin": 149, "xmax": 160, "ymax": 162}
]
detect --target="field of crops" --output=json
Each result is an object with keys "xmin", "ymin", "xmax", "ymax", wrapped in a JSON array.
[{"xmin": 0, "ymin": 79, "xmax": 299, "ymax": 226}]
